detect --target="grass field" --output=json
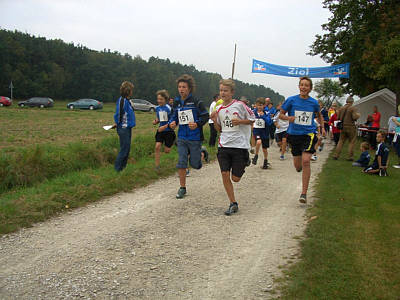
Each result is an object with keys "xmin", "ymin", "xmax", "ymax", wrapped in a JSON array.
[
  {"xmin": 0, "ymin": 101, "xmax": 156, "ymax": 151},
  {"xmin": 0, "ymin": 101, "xmax": 216, "ymax": 234},
  {"xmin": 278, "ymin": 139, "xmax": 400, "ymax": 299}
]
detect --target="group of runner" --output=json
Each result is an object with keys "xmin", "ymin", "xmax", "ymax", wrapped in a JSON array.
[{"xmin": 113, "ymin": 75, "xmax": 325, "ymax": 215}]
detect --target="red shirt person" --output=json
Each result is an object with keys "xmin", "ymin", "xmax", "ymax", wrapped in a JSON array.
[{"xmin": 371, "ymin": 105, "xmax": 381, "ymax": 129}]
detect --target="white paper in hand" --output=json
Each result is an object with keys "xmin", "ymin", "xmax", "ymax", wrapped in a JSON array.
[{"xmin": 103, "ymin": 125, "xmax": 113, "ymax": 131}]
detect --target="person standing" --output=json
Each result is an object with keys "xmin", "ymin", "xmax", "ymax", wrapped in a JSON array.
[
  {"xmin": 279, "ymin": 77, "xmax": 325, "ymax": 203},
  {"xmin": 113, "ymin": 81, "xmax": 136, "ymax": 172},
  {"xmin": 208, "ymin": 94, "xmax": 219, "ymax": 146},
  {"xmin": 169, "ymin": 74, "xmax": 209, "ymax": 199},
  {"xmin": 370, "ymin": 105, "xmax": 381, "ymax": 149},
  {"xmin": 333, "ymin": 96, "xmax": 360, "ymax": 161},
  {"xmin": 391, "ymin": 112, "xmax": 400, "ymax": 168}
]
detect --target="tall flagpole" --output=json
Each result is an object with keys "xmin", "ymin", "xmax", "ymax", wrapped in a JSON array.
[{"xmin": 231, "ymin": 43, "xmax": 237, "ymax": 79}]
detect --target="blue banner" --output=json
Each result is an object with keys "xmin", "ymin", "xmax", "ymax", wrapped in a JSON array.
[{"xmin": 252, "ymin": 59, "xmax": 350, "ymax": 78}]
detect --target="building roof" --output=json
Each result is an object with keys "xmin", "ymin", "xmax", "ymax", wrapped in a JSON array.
[{"xmin": 353, "ymin": 88, "xmax": 396, "ymax": 107}]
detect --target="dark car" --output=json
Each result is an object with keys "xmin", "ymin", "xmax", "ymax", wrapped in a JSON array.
[
  {"xmin": 18, "ymin": 97, "xmax": 54, "ymax": 108},
  {"xmin": 67, "ymin": 99, "xmax": 103, "ymax": 110},
  {"xmin": 0, "ymin": 96, "xmax": 12, "ymax": 107},
  {"xmin": 130, "ymin": 99, "xmax": 156, "ymax": 112}
]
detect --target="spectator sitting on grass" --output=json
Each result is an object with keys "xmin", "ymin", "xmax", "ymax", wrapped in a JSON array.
[
  {"xmin": 363, "ymin": 131, "xmax": 390, "ymax": 176},
  {"xmin": 352, "ymin": 142, "xmax": 370, "ymax": 167}
]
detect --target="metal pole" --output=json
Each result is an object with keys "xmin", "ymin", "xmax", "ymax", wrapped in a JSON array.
[
  {"xmin": 231, "ymin": 43, "xmax": 237, "ymax": 79},
  {"xmin": 9, "ymin": 81, "xmax": 13, "ymax": 100}
]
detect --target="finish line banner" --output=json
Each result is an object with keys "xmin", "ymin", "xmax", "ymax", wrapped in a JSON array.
[{"xmin": 252, "ymin": 59, "xmax": 350, "ymax": 78}]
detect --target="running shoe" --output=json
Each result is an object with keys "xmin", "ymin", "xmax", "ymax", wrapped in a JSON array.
[
  {"xmin": 393, "ymin": 165, "xmax": 400, "ymax": 169},
  {"xmin": 311, "ymin": 154, "xmax": 317, "ymax": 161},
  {"xmin": 280, "ymin": 155, "xmax": 285, "ymax": 160},
  {"xmin": 224, "ymin": 202, "xmax": 238, "ymax": 216},
  {"xmin": 186, "ymin": 169, "xmax": 190, "ymax": 177},
  {"xmin": 261, "ymin": 160, "xmax": 270, "ymax": 169},
  {"xmin": 252, "ymin": 154, "xmax": 258, "ymax": 165},
  {"xmin": 299, "ymin": 194, "xmax": 307, "ymax": 204},
  {"xmin": 318, "ymin": 143, "xmax": 324, "ymax": 152},
  {"xmin": 250, "ymin": 148, "xmax": 255, "ymax": 154},
  {"xmin": 176, "ymin": 187, "xmax": 186, "ymax": 199}
]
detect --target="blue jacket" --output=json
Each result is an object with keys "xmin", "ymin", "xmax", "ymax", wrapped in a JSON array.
[
  {"xmin": 114, "ymin": 97, "xmax": 136, "ymax": 128},
  {"xmin": 253, "ymin": 109, "xmax": 272, "ymax": 139},
  {"xmin": 356, "ymin": 151, "xmax": 370, "ymax": 167},
  {"xmin": 169, "ymin": 94, "xmax": 209, "ymax": 141}
]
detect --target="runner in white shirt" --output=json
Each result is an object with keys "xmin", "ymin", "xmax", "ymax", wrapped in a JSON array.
[
  {"xmin": 208, "ymin": 94, "xmax": 219, "ymax": 146},
  {"xmin": 273, "ymin": 102, "xmax": 289, "ymax": 160},
  {"xmin": 210, "ymin": 79, "xmax": 255, "ymax": 216}
]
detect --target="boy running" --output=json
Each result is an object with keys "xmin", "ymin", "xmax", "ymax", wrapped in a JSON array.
[
  {"xmin": 252, "ymin": 97, "xmax": 272, "ymax": 169},
  {"xmin": 153, "ymin": 90, "xmax": 175, "ymax": 170},
  {"xmin": 279, "ymin": 77, "xmax": 325, "ymax": 203},
  {"xmin": 210, "ymin": 79, "xmax": 255, "ymax": 215},
  {"xmin": 169, "ymin": 74, "xmax": 209, "ymax": 199},
  {"xmin": 274, "ymin": 102, "xmax": 289, "ymax": 160}
]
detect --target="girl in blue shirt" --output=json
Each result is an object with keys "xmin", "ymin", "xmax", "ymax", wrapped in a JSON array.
[{"xmin": 279, "ymin": 77, "xmax": 325, "ymax": 204}]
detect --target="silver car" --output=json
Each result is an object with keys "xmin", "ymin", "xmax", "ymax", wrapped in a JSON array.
[{"xmin": 130, "ymin": 99, "xmax": 156, "ymax": 112}]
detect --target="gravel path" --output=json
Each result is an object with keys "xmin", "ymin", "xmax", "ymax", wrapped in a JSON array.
[{"xmin": 0, "ymin": 142, "xmax": 332, "ymax": 299}]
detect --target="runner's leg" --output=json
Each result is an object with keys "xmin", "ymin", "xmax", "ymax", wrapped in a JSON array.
[{"xmin": 301, "ymin": 152, "xmax": 312, "ymax": 194}]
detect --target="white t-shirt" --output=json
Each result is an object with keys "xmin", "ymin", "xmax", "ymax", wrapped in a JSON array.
[
  {"xmin": 209, "ymin": 101, "xmax": 217, "ymax": 124},
  {"xmin": 273, "ymin": 111, "xmax": 289, "ymax": 134},
  {"xmin": 216, "ymin": 100, "xmax": 255, "ymax": 149}
]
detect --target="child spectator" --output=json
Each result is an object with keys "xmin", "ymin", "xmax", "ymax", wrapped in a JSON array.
[
  {"xmin": 363, "ymin": 131, "xmax": 390, "ymax": 176},
  {"xmin": 328, "ymin": 107, "xmax": 340, "ymax": 145},
  {"xmin": 252, "ymin": 97, "xmax": 272, "ymax": 169},
  {"xmin": 153, "ymin": 90, "xmax": 175, "ymax": 170},
  {"xmin": 352, "ymin": 142, "xmax": 370, "ymax": 167}
]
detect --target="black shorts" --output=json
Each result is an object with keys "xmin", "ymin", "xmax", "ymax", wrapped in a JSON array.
[
  {"xmin": 254, "ymin": 136, "xmax": 269, "ymax": 149},
  {"xmin": 155, "ymin": 131, "xmax": 176, "ymax": 148},
  {"xmin": 287, "ymin": 133, "xmax": 318, "ymax": 156},
  {"xmin": 275, "ymin": 131, "xmax": 288, "ymax": 143},
  {"xmin": 217, "ymin": 147, "xmax": 249, "ymax": 178}
]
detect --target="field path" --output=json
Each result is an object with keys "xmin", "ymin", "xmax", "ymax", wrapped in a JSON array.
[{"xmin": 0, "ymin": 142, "xmax": 332, "ymax": 299}]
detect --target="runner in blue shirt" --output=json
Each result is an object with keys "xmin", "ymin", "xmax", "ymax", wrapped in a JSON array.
[
  {"xmin": 153, "ymin": 89, "xmax": 176, "ymax": 170},
  {"xmin": 280, "ymin": 77, "xmax": 325, "ymax": 203}
]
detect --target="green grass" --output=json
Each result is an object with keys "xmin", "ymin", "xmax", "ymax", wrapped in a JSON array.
[
  {"xmin": 0, "ymin": 101, "xmax": 156, "ymax": 150},
  {"xmin": 278, "ymin": 139, "xmax": 400, "ymax": 299}
]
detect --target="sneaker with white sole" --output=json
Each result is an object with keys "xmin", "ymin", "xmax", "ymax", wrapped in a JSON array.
[
  {"xmin": 224, "ymin": 202, "xmax": 238, "ymax": 216},
  {"xmin": 280, "ymin": 155, "xmax": 285, "ymax": 160},
  {"xmin": 299, "ymin": 194, "xmax": 307, "ymax": 203}
]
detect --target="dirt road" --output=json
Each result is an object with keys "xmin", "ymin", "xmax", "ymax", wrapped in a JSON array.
[{"xmin": 0, "ymin": 143, "xmax": 332, "ymax": 299}]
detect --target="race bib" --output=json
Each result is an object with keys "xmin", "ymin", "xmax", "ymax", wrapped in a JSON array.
[
  {"xmin": 158, "ymin": 111, "xmax": 168, "ymax": 122},
  {"xmin": 178, "ymin": 110, "xmax": 194, "ymax": 125},
  {"xmin": 254, "ymin": 118, "xmax": 265, "ymax": 128},
  {"xmin": 294, "ymin": 110, "xmax": 313, "ymax": 126},
  {"xmin": 220, "ymin": 112, "xmax": 239, "ymax": 132}
]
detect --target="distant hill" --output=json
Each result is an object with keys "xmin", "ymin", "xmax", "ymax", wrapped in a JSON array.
[{"xmin": 0, "ymin": 29, "xmax": 285, "ymax": 105}]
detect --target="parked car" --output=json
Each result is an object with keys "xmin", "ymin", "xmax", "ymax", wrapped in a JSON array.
[
  {"xmin": 0, "ymin": 96, "xmax": 12, "ymax": 107},
  {"xmin": 18, "ymin": 97, "xmax": 54, "ymax": 108},
  {"xmin": 67, "ymin": 99, "xmax": 103, "ymax": 110},
  {"xmin": 130, "ymin": 99, "xmax": 156, "ymax": 112}
]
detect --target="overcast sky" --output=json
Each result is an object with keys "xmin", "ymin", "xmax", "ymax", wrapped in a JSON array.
[{"xmin": 0, "ymin": 0, "xmax": 332, "ymax": 99}]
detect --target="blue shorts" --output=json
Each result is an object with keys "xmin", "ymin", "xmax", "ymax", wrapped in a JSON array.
[{"xmin": 176, "ymin": 139, "xmax": 202, "ymax": 169}]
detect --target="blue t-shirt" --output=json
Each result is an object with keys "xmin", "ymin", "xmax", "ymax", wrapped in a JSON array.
[
  {"xmin": 356, "ymin": 150, "xmax": 371, "ymax": 167},
  {"xmin": 252, "ymin": 109, "xmax": 271, "ymax": 139},
  {"xmin": 156, "ymin": 104, "xmax": 173, "ymax": 132},
  {"xmin": 281, "ymin": 95, "xmax": 320, "ymax": 135}
]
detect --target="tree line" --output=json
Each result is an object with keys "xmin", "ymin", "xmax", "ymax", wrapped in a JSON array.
[{"xmin": 0, "ymin": 29, "xmax": 285, "ymax": 106}]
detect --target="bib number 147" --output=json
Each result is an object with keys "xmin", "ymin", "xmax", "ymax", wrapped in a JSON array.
[{"xmin": 294, "ymin": 111, "xmax": 312, "ymax": 126}]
